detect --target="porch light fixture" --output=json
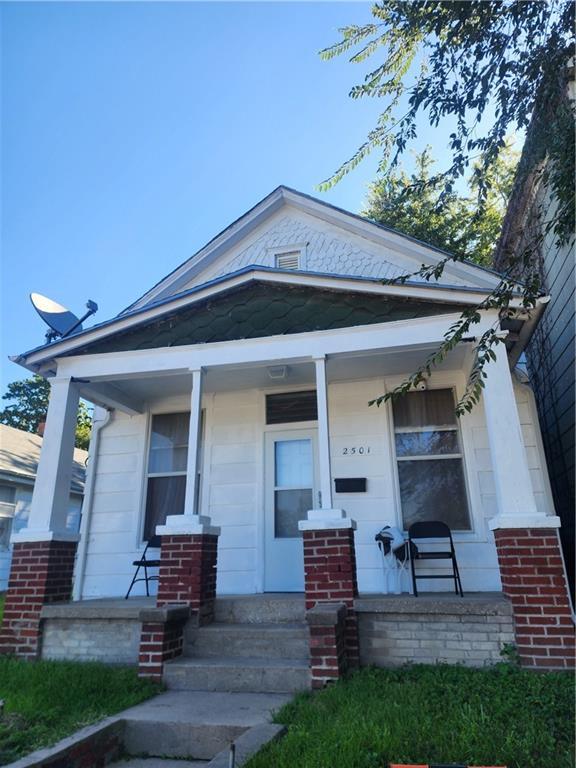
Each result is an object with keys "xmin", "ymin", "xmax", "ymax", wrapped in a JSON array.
[{"xmin": 267, "ymin": 365, "xmax": 288, "ymax": 380}]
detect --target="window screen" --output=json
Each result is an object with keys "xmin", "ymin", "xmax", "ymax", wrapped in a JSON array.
[
  {"xmin": 392, "ymin": 389, "xmax": 471, "ymax": 531},
  {"xmin": 266, "ymin": 391, "xmax": 318, "ymax": 425}
]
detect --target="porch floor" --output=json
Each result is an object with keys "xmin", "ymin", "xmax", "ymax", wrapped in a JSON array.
[{"xmin": 40, "ymin": 591, "xmax": 510, "ymax": 621}]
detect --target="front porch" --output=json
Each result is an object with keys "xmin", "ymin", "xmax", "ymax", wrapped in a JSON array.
[
  {"xmin": 37, "ymin": 592, "xmax": 515, "ymax": 686},
  {"xmin": 2, "ymin": 286, "xmax": 573, "ymax": 675}
]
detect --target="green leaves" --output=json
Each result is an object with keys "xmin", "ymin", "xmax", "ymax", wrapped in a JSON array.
[
  {"xmin": 320, "ymin": 1, "xmax": 574, "ymax": 414},
  {"xmin": 0, "ymin": 375, "xmax": 92, "ymax": 450}
]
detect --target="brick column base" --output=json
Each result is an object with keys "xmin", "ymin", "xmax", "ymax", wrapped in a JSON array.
[
  {"xmin": 301, "ymin": 515, "xmax": 360, "ymax": 680},
  {"xmin": 494, "ymin": 528, "xmax": 575, "ymax": 669},
  {"xmin": 307, "ymin": 602, "xmax": 348, "ymax": 688},
  {"xmin": 0, "ymin": 539, "xmax": 77, "ymax": 659},
  {"xmin": 157, "ymin": 533, "xmax": 218, "ymax": 624},
  {"xmin": 138, "ymin": 605, "xmax": 190, "ymax": 680}
]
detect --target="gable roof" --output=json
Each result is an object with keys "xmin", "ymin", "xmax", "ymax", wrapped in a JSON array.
[
  {"xmin": 0, "ymin": 424, "xmax": 88, "ymax": 494},
  {"xmin": 122, "ymin": 186, "xmax": 503, "ymax": 313}
]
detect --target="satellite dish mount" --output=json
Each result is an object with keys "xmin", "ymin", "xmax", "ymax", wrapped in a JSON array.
[{"xmin": 30, "ymin": 293, "xmax": 99, "ymax": 343}]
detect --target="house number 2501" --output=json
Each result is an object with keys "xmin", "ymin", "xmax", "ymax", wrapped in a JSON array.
[{"xmin": 342, "ymin": 446, "xmax": 371, "ymax": 455}]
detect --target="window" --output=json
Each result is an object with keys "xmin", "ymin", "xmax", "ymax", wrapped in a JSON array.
[
  {"xmin": 144, "ymin": 413, "xmax": 190, "ymax": 541},
  {"xmin": 392, "ymin": 388, "xmax": 471, "ymax": 531},
  {"xmin": 266, "ymin": 391, "xmax": 318, "ymax": 425},
  {"xmin": 0, "ymin": 485, "xmax": 15, "ymax": 550}
]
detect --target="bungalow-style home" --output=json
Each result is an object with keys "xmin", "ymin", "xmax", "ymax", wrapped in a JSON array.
[
  {"xmin": 0, "ymin": 423, "xmax": 87, "ymax": 590},
  {"xmin": 1, "ymin": 187, "xmax": 573, "ymax": 687}
]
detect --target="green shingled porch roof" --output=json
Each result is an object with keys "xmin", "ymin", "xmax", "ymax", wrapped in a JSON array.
[{"xmin": 67, "ymin": 281, "xmax": 468, "ymax": 356}]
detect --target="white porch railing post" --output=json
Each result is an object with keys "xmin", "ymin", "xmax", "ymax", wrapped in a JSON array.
[
  {"xmin": 314, "ymin": 356, "xmax": 333, "ymax": 510},
  {"xmin": 13, "ymin": 376, "xmax": 81, "ymax": 542},
  {"xmin": 482, "ymin": 343, "xmax": 557, "ymax": 530},
  {"xmin": 183, "ymin": 367, "xmax": 203, "ymax": 517}
]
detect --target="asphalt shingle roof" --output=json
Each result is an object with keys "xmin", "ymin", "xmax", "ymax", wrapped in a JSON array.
[{"xmin": 68, "ymin": 281, "xmax": 468, "ymax": 356}]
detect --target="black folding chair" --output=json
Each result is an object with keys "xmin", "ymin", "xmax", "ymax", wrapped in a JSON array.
[
  {"xmin": 408, "ymin": 521, "xmax": 463, "ymax": 597},
  {"xmin": 125, "ymin": 535, "xmax": 162, "ymax": 599}
]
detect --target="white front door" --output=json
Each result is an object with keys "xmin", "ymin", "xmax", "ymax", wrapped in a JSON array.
[{"xmin": 264, "ymin": 429, "xmax": 318, "ymax": 592}]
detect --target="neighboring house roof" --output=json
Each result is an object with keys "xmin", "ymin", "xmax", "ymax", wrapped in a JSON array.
[{"xmin": 0, "ymin": 424, "xmax": 88, "ymax": 494}]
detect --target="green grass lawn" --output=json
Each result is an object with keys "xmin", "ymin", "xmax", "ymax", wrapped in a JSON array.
[
  {"xmin": 247, "ymin": 665, "xmax": 574, "ymax": 768},
  {"xmin": 0, "ymin": 656, "xmax": 160, "ymax": 765}
]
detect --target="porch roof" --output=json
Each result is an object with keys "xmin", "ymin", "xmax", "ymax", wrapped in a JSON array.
[
  {"xmin": 13, "ymin": 267, "xmax": 489, "ymax": 370},
  {"xmin": 56, "ymin": 281, "xmax": 471, "ymax": 357}
]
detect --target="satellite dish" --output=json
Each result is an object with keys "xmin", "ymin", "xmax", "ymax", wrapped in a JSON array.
[{"xmin": 30, "ymin": 293, "xmax": 98, "ymax": 342}]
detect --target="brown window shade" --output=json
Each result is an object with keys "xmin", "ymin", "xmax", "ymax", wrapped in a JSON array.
[
  {"xmin": 392, "ymin": 388, "xmax": 457, "ymax": 428},
  {"xmin": 266, "ymin": 390, "xmax": 318, "ymax": 424}
]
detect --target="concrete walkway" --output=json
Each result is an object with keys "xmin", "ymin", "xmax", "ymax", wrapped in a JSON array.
[{"xmin": 109, "ymin": 690, "xmax": 292, "ymax": 765}]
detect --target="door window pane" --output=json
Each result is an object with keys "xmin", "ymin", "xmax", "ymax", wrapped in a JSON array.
[
  {"xmin": 275, "ymin": 440, "xmax": 312, "ymax": 487},
  {"xmin": 397, "ymin": 459, "xmax": 470, "ymax": 530},
  {"xmin": 275, "ymin": 489, "xmax": 312, "ymax": 538}
]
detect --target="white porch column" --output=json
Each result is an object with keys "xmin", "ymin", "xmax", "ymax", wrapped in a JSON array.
[
  {"xmin": 12, "ymin": 376, "xmax": 81, "ymax": 542},
  {"xmin": 314, "ymin": 356, "xmax": 333, "ymax": 510},
  {"xmin": 183, "ymin": 367, "xmax": 203, "ymax": 517},
  {"xmin": 483, "ymin": 343, "xmax": 559, "ymax": 531},
  {"xmin": 157, "ymin": 367, "xmax": 219, "ymax": 537}
]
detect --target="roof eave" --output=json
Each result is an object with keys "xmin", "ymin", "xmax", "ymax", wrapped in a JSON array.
[{"xmin": 14, "ymin": 268, "xmax": 502, "ymax": 370}]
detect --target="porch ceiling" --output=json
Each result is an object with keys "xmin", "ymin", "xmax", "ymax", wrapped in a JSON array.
[{"xmin": 88, "ymin": 345, "xmax": 470, "ymax": 404}]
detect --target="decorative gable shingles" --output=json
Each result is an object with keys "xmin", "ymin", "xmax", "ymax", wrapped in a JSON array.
[
  {"xmin": 69, "ymin": 282, "xmax": 468, "ymax": 356},
  {"xmin": 184, "ymin": 215, "xmax": 472, "ymax": 290}
]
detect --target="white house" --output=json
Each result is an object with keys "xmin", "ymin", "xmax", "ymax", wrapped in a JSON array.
[
  {"xmin": 0, "ymin": 424, "xmax": 87, "ymax": 590},
  {"xmin": 2, "ymin": 186, "xmax": 573, "ymax": 676}
]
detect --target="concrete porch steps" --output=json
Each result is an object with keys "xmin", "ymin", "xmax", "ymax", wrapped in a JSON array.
[
  {"xmin": 163, "ymin": 655, "xmax": 310, "ymax": 693},
  {"xmin": 213, "ymin": 594, "xmax": 306, "ymax": 624},
  {"xmin": 184, "ymin": 621, "xmax": 309, "ymax": 659},
  {"xmin": 164, "ymin": 594, "xmax": 311, "ymax": 693}
]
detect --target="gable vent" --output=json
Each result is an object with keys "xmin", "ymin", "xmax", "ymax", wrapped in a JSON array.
[{"xmin": 275, "ymin": 250, "xmax": 301, "ymax": 270}]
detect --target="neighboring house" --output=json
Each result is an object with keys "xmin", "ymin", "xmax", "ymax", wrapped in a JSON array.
[
  {"xmin": 494, "ymin": 83, "xmax": 575, "ymax": 600},
  {"xmin": 1, "ymin": 186, "xmax": 573, "ymax": 677},
  {"xmin": 0, "ymin": 424, "xmax": 88, "ymax": 590}
]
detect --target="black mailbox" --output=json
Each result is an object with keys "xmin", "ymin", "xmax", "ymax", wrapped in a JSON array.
[{"xmin": 334, "ymin": 478, "xmax": 367, "ymax": 493}]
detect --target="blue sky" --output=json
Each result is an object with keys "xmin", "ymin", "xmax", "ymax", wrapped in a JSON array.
[{"xmin": 1, "ymin": 2, "xmax": 460, "ymax": 390}]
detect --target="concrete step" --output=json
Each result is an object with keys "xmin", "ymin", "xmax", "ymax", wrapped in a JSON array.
[
  {"xmin": 214, "ymin": 594, "xmax": 305, "ymax": 624},
  {"xmin": 164, "ymin": 655, "xmax": 311, "ymax": 693},
  {"xmin": 121, "ymin": 690, "xmax": 291, "ymax": 759},
  {"xmin": 185, "ymin": 622, "xmax": 309, "ymax": 660}
]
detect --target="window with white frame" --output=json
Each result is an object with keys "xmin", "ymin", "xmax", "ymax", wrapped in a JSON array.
[
  {"xmin": 392, "ymin": 388, "xmax": 471, "ymax": 531},
  {"xmin": 0, "ymin": 485, "xmax": 16, "ymax": 550},
  {"xmin": 144, "ymin": 413, "xmax": 190, "ymax": 541}
]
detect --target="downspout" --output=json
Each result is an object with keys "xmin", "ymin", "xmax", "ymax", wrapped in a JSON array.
[{"xmin": 73, "ymin": 406, "xmax": 112, "ymax": 601}]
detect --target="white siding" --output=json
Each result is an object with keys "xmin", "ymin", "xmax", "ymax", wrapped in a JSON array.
[
  {"xmin": 81, "ymin": 410, "xmax": 149, "ymax": 598},
  {"xmin": 78, "ymin": 375, "xmax": 555, "ymax": 598},
  {"xmin": 207, "ymin": 390, "xmax": 261, "ymax": 595}
]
